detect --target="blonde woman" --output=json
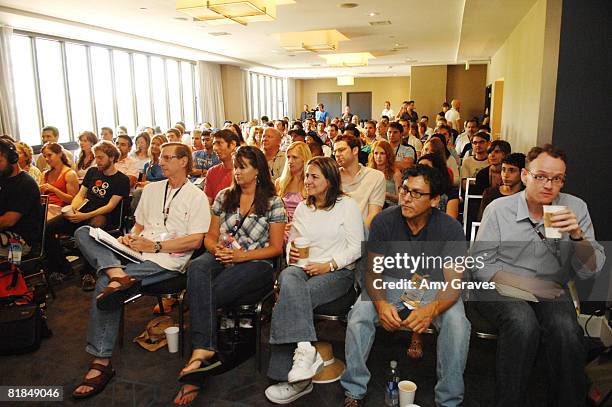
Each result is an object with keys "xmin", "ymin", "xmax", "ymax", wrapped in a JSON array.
[
  {"xmin": 367, "ymin": 140, "xmax": 402, "ymax": 207},
  {"xmin": 275, "ymin": 142, "xmax": 311, "ymax": 243},
  {"xmin": 15, "ymin": 141, "xmax": 42, "ymax": 184}
]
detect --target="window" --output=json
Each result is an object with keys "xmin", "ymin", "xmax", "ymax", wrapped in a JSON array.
[
  {"xmin": 9, "ymin": 32, "xmax": 199, "ymax": 142},
  {"xmin": 113, "ymin": 50, "xmax": 135, "ymax": 137},
  {"xmin": 150, "ymin": 56, "xmax": 168, "ymax": 130},
  {"xmin": 167, "ymin": 59, "xmax": 182, "ymax": 126},
  {"xmin": 10, "ymin": 36, "xmax": 39, "ymax": 146},
  {"xmin": 247, "ymin": 72, "xmax": 287, "ymax": 121},
  {"xmin": 90, "ymin": 47, "xmax": 114, "ymax": 132},
  {"xmin": 181, "ymin": 61, "xmax": 194, "ymax": 129},
  {"xmin": 66, "ymin": 43, "xmax": 94, "ymax": 137},
  {"xmin": 133, "ymin": 53, "xmax": 152, "ymax": 128},
  {"xmin": 36, "ymin": 38, "xmax": 70, "ymax": 142}
]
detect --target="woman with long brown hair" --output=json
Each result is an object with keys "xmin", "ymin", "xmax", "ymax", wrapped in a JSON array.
[
  {"xmin": 40, "ymin": 142, "xmax": 79, "ymax": 220},
  {"xmin": 368, "ymin": 139, "xmax": 402, "ymax": 207},
  {"xmin": 265, "ymin": 157, "xmax": 364, "ymax": 404},
  {"xmin": 174, "ymin": 146, "xmax": 286, "ymax": 405},
  {"xmin": 76, "ymin": 131, "xmax": 98, "ymax": 181}
]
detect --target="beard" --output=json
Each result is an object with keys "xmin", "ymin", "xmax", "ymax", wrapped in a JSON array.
[{"xmin": 0, "ymin": 163, "xmax": 14, "ymax": 179}]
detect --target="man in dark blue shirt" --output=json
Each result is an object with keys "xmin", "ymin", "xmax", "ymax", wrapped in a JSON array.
[{"xmin": 341, "ymin": 165, "xmax": 471, "ymax": 407}]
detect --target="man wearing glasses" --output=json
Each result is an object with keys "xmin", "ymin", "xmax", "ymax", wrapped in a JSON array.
[
  {"xmin": 341, "ymin": 165, "xmax": 470, "ymax": 407},
  {"xmin": 472, "ymin": 144, "xmax": 605, "ymax": 407},
  {"xmin": 71, "ymin": 142, "xmax": 211, "ymax": 400}
]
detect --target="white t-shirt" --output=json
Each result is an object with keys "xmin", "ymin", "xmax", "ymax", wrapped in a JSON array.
[
  {"xmin": 407, "ymin": 135, "xmax": 423, "ymax": 153},
  {"xmin": 116, "ymin": 156, "xmax": 139, "ymax": 179},
  {"xmin": 445, "ymin": 108, "xmax": 461, "ymax": 130},
  {"xmin": 455, "ymin": 132, "xmax": 471, "ymax": 158},
  {"xmin": 342, "ymin": 165, "xmax": 386, "ymax": 221},
  {"xmin": 134, "ymin": 179, "xmax": 211, "ymax": 271},
  {"xmin": 381, "ymin": 108, "xmax": 395, "ymax": 119},
  {"xmin": 288, "ymin": 197, "xmax": 364, "ymax": 270}
]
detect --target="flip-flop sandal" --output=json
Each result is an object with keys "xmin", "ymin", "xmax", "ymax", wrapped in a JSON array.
[
  {"xmin": 96, "ymin": 276, "xmax": 142, "ymax": 311},
  {"xmin": 178, "ymin": 355, "xmax": 224, "ymax": 384},
  {"xmin": 72, "ymin": 362, "xmax": 115, "ymax": 399},
  {"xmin": 173, "ymin": 384, "xmax": 200, "ymax": 406}
]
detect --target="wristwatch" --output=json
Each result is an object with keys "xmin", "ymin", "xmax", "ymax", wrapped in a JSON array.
[
  {"xmin": 569, "ymin": 233, "xmax": 584, "ymax": 241},
  {"xmin": 154, "ymin": 241, "xmax": 162, "ymax": 253}
]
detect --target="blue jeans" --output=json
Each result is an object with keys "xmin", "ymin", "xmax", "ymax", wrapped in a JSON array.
[
  {"xmin": 187, "ymin": 252, "xmax": 273, "ymax": 351},
  {"xmin": 267, "ymin": 266, "xmax": 354, "ymax": 381},
  {"xmin": 75, "ymin": 226, "xmax": 177, "ymax": 358},
  {"xmin": 475, "ymin": 289, "xmax": 586, "ymax": 407},
  {"xmin": 340, "ymin": 278, "xmax": 470, "ymax": 407}
]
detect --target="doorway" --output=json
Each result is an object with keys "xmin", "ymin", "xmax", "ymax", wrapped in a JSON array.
[
  {"xmin": 316, "ymin": 92, "xmax": 342, "ymax": 120},
  {"xmin": 491, "ymin": 80, "xmax": 504, "ymax": 140},
  {"xmin": 347, "ymin": 92, "xmax": 372, "ymax": 121}
]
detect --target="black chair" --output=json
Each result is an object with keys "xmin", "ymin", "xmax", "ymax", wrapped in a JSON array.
[
  {"xmin": 22, "ymin": 195, "xmax": 55, "ymax": 299},
  {"xmin": 106, "ymin": 196, "xmax": 133, "ymax": 237},
  {"xmin": 313, "ymin": 285, "xmax": 360, "ymax": 323}
]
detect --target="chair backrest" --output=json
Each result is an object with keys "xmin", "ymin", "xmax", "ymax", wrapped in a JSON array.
[
  {"xmin": 470, "ymin": 222, "xmax": 481, "ymax": 247},
  {"xmin": 106, "ymin": 196, "xmax": 132, "ymax": 236},
  {"xmin": 29, "ymin": 194, "xmax": 49, "ymax": 259}
]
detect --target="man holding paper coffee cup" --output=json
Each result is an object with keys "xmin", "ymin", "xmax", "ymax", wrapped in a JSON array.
[{"xmin": 472, "ymin": 144, "xmax": 606, "ymax": 407}]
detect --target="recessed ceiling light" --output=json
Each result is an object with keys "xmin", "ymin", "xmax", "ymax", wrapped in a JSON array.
[
  {"xmin": 368, "ymin": 12, "xmax": 379, "ymax": 17},
  {"xmin": 394, "ymin": 43, "xmax": 400, "ymax": 47},
  {"xmin": 139, "ymin": 7, "xmax": 148, "ymax": 11},
  {"xmin": 287, "ymin": 54, "xmax": 296, "ymax": 57},
  {"xmin": 173, "ymin": 17, "xmax": 189, "ymax": 21},
  {"xmin": 339, "ymin": 3, "xmax": 359, "ymax": 9},
  {"xmin": 209, "ymin": 32, "xmax": 231, "ymax": 36}
]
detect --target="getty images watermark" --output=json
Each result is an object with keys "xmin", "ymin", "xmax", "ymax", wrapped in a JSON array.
[{"xmin": 369, "ymin": 252, "xmax": 496, "ymax": 291}]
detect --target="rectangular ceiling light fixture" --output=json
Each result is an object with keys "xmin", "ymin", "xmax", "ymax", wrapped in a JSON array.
[
  {"xmin": 177, "ymin": 0, "xmax": 279, "ymax": 25},
  {"xmin": 279, "ymin": 30, "xmax": 349, "ymax": 53},
  {"xmin": 322, "ymin": 52, "xmax": 375, "ymax": 67},
  {"xmin": 337, "ymin": 76, "xmax": 355, "ymax": 86}
]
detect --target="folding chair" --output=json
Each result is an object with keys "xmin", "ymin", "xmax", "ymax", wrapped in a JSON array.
[{"xmin": 22, "ymin": 195, "xmax": 55, "ymax": 299}]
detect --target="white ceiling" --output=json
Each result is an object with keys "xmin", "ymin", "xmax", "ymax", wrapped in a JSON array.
[{"xmin": 0, "ymin": 0, "xmax": 538, "ymax": 78}]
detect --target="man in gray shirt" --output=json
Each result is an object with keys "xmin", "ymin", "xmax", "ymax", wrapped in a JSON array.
[{"xmin": 472, "ymin": 144, "xmax": 605, "ymax": 407}]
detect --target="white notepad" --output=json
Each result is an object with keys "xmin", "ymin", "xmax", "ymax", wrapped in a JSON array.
[
  {"xmin": 89, "ymin": 227, "xmax": 144, "ymax": 263},
  {"xmin": 495, "ymin": 283, "xmax": 539, "ymax": 302}
]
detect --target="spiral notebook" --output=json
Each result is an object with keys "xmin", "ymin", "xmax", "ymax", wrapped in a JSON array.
[{"xmin": 88, "ymin": 227, "xmax": 144, "ymax": 263}]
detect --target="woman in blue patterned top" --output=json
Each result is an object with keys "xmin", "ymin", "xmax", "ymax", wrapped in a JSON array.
[
  {"xmin": 142, "ymin": 134, "xmax": 167, "ymax": 183},
  {"xmin": 174, "ymin": 146, "xmax": 287, "ymax": 405}
]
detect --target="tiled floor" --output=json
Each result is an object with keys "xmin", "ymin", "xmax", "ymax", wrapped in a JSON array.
[{"xmin": 1, "ymin": 279, "xmax": 553, "ymax": 407}]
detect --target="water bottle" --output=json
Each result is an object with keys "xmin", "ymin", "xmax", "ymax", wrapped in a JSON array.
[{"xmin": 385, "ymin": 360, "xmax": 400, "ymax": 406}]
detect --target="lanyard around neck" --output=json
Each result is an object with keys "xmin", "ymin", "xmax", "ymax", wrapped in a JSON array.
[{"xmin": 163, "ymin": 180, "xmax": 185, "ymax": 227}]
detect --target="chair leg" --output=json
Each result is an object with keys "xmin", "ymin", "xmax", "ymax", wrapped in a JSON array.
[
  {"xmin": 119, "ymin": 306, "xmax": 125, "ymax": 348},
  {"xmin": 178, "ymin": 297, "xmax": 184, "ymax": 358},
  {"xmin": 255, "ymin": 308, "xmax": 262, "ymax": 372},
  {"xmin": 156, "ymin": 296, "xmax": 164, "ymax": 314}
]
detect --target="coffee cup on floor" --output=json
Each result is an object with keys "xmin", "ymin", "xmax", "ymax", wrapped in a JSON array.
[
  {"xmin": 398, "ymin": 380, "xmax": 417, "ymax": 406},
  {"xmin": 293, "ymin": 237, "xmax": 310, "ymax": 267},
  {"xmin": 543, "ymin": 205, "xmax": 566, "ymax": 239},
  {"xmin": 164, "ymin": 326, "xmax": 179, "ymax": 353}
]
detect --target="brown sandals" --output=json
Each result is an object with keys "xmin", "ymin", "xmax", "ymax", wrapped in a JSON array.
[
  {"xmin": 96, "ymin": 275, "xmax": 142, "ymax": 311},
  {"xmin": 72, "ymin": 361, "xmax": 115, "ymax": 399}
]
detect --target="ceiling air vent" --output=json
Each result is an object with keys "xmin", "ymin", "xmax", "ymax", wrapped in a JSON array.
[
  {"xmin": 369, "ymin": 20, "xmax": 391, "ymax": 26},
  {"xmin": 209, "ymin": 32, "xmax": 231, "ymax": 36}
]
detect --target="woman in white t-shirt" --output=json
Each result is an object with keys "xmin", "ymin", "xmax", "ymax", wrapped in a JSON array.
[
  {"xmin": 265, "ymin": 157, "xmax": 364, "ymax": 404},
  {"xmin": 129, "ymin": 132, "xmax": 150, "ymax": 174}
]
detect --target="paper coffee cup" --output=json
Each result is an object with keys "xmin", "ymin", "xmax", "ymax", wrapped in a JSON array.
[
  {"xmin": 164, "ymin": 326, "xmax": 179, "ymax": 353},
  {"xmin": 398, "ymin": 380, "xmax": 417, "ymax": 406},
  {"xmin": 543, "ymin": 205, "xmax": 566, "ymax": 239},
  {"xmin": 61, "ymin": 205, "xmax": 74, "ymax": 215},
  {"xmin": 293, "ymin": 237, "xmax": 310, "ymax": 267}
]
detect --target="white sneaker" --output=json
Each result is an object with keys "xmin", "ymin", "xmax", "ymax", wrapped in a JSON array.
[
  {"xmin": 265, "ymin": 380, "xmax": 313, "ymax": 404},
  {"xmin": 287, "ymin": 342, "xmax": 324, "ymax": 383}
]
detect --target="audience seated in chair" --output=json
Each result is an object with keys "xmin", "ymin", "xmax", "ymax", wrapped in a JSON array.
[
  {"xmin": 275, "ymin": 141, "xmax": 311, "ymax": 245},
  {"xmin": 15, "ymin": 141, "xmax": 42, "ymax": 185},
  {"xmin": 0, "ymin": 138, "xmax": 42, "ymax": 259},
  {"xmin": 75, "ymin": 131, "xmax": 98, "ymax": 182},
  {"xmin": 45, "ymin": 141, "xmax": 131, "ymax": 290},
  {"xmin": 477, "ymin": 153, "xmax": 525, "ymax": 221},
  {"xmin": 114, "ymin": 135, "xmax": 139, "ymax": 188},
  {"xmin": 341, "ymin": 165, "xmax": 470, "ymax": 407},
  {"xmin": 191, "ymin": 130, "xmax": 220, "ymax": 179},
  {"xmin": 472, "ymin": 140, "xmax": 511, "ymax": 195},
  {"xmin": 39, "ymin": 142, "xmax": 79, "ymax": 220},
  {"xmin": 71, "ymin": 142, "xmax": 210, "ymax": 400},
  {"xmin": 265, "ymin": 157, "xmax": 364, "ymax": 404},
  {"xmin": 35, "ymin": 126, "xmax": 75, "ymax": 171},
  {"xmin": 367, "ymin": 140, "xmax": 402, "ymax": 208},
  {"xmin": 471, "ymin": 144, "xmax": 606, "ymax": 407},
  {"xmin": 175, "ymin": 146, "xmax": 286, "ymax": 406},
  {"xmin": 204, "ymin": 129, "xmax": 239, "ymax": 205}
]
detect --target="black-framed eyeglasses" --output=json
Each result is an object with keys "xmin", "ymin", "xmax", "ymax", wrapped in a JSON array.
[
  {"xmin": 527, "ymin": 169, "xmax": 565, "ymax": 185},
  {"xmin": 398, "ymin": 185, "xmax": 431, "ymax": 199}
]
